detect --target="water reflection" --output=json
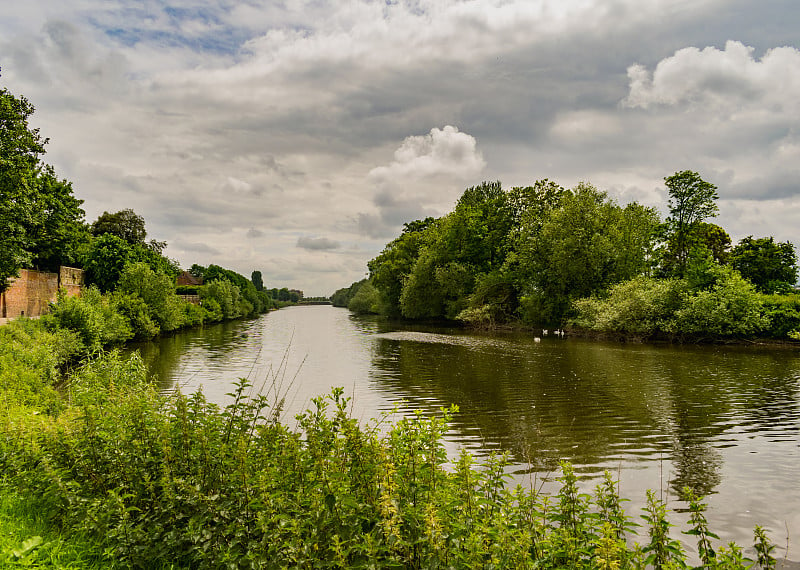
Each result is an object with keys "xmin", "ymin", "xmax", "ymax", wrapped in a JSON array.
[{"xmin": 131, "ymin": 307, "xmax": 800, "ymax": 554}]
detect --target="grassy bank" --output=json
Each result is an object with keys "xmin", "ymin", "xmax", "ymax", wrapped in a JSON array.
[{"xmin": 0, "ymin": 317, "xmax": 782, "ymax": 569}]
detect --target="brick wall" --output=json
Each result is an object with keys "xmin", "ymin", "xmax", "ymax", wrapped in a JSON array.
[{"xmin": 0, "ymin": 267, "xmax": 84, "ymax": 319}]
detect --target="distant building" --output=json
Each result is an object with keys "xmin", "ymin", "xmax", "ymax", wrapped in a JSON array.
[{"xmin": 177, "ymin": 271, "xmax": 203, "ymax": 287}]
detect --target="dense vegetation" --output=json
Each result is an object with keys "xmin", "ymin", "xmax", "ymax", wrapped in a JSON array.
[
  {"xmin": 1, "ymin": 82, "xmax": 285, "ymax": 334},
  {"xmin": 0, "ymin": 316, "xmax": 782, "ymax": 568},
  {"xmin": 334, "ymin": 175, "xmax": 799, "ymax": 341}
]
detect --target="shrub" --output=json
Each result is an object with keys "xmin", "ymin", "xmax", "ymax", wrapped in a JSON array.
[
  {"xmin": 571, "ymin": 276, "xmax": 685, "ymax": 337},
  {"xmin": 0, "ymin": 318, "xmax": 79, "ymax": 412},
  {"xmin": 673, "ymin": 268, "xmax": 768, "ymax": 337},
  {"xmin": 348, "ymin": 281, "xmax": 380, "ymax": 314},
  {"xmin": 50, "ymin": 287, "xmax": 133, "ymax": 352},
  {"xmin": 760, "ymin": 293, "xmax": 800, "ymax": 339},
  {"xmin": 181, "ymin": 300, "xmax": 206, "ymax": 327},
  {"xmin": 114, "ymin": 292, "xmax": 160, "ymax": 339},
  {"xmin": 200, "ymin": 279, "xmax": 242, "ymax": 320},
  {"xmin": 118, "ymin": 262, "xmax": 184, "ymax": 332}
]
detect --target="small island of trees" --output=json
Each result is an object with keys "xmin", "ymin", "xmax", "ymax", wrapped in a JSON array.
[{"xmin": 333, "ymin": 175, "xmax": 799, "ymax": 342}]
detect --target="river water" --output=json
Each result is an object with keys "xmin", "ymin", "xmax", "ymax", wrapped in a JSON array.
[{"xmin": 129, "ymin": 305, "xmax": 800, "ymax": 559}]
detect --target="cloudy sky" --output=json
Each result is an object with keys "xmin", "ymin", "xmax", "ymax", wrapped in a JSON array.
[{"xmin": 2, "ymin": 0, "xmax": 799, "ymax": 295}]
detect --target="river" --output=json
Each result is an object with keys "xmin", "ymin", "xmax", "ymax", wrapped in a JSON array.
[{"xmin": 129, "ymin": 305, "xmax": 800, "ymax": 561}]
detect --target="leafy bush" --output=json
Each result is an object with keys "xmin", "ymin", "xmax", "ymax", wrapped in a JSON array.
[
  {"xmin": 1, "ymin": 376, "xmax": 778, "ymax": 569},
  {"xmin": 181, "ymin": 301, "xmax": 206, "ymax": 327},
  {"xmin": 200, "ymin": 279, "xmax": 243, "ymax": 320},
  {"xmin": 571, "ymin": 276, "xmax": 685, "ymax": 338},
  {"xmin": 673, "ymin": 268, "xmax": 768, "ymax": 337},
  {"xmin": 200, "ymin": 297, "xmax": 223, "ymax": 322},
  {"xmin": 50, "ymin": 287, "xmax": 133, "ymax": 351},
  {"xmin": 760, "ymin": 293, "xmax": 800, "ymax": 339},
  {"xmin": 118, "ymin": 262, "xmax": 184, "ymax": 333},
  {"xmin": 0, "ymin": 318, "xmax": 79, "ymax": 412},
  {"xmin": 114, "ymin": 292, "xmax": 160, "ymax": 339},
  {"xmin": 347, "ymin": 281, "xmax": 380, "ymax": 314},
  {"xmin": 572, "ymin": 269, "xmax": 770, "ymax": 340}
]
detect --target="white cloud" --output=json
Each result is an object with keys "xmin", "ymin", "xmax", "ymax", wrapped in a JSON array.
[
  {"xmin": 358, "ymin": 126, "xmax": 486, "ymax": 237},
  {"xmin": 368, "ymin": 126, "xmax": 485, "ymax": 183},
  {"xmin": 624, "ymin": 41, "xmax": 800, "ymax": 112}
]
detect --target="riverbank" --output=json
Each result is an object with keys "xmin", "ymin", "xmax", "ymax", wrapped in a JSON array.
[{"xmin": 1, "ymin": 310, "xmax": 793, "ymax": 568}]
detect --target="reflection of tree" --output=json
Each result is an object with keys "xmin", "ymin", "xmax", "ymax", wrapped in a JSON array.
[
  {"xmin": 368, "ymin": 331, "xmax": 800, "ymax": 499},
  {"xmin": 369, "ymin": 333, "xmax": 676, "ymax": 472},
  {"xmin": 125, "ymin": 318, "xmax": 262, "ymax": 392},
  {"xmin": 657, "ymin": 346, "xmax": 800, "ymax": 497}
]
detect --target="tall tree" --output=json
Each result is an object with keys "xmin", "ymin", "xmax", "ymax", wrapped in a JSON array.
[
  {"xmin": 251, "ymin": 270, "xmax": 264, "ymax": 291},
  {"xmin": 1, "ymin": 84, "xmax": 87, "ymax": 290},
  {"xmin": 663, "ymin": 171, "xmax": 719, "ymax": 276}
]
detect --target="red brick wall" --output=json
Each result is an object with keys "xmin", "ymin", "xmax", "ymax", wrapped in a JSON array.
[{"xmin": 0, "ymin": 267, "xmax": 84, "ymax": 318}]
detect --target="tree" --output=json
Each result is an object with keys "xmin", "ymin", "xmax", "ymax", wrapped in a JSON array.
[
  {"xmin": 658, "ymin": 222, "xmax": 731, "ymax": 277},
  {"xmin": 91, "ymin": 209, "xmax": 147, "ymax": 245},
  {"xmin": 1, "ymin": 84, "xmax": 88, "ymax": 290},
  {"xmin": 251, "ymin": 270, "xmax": 264, "ymax": 291},
  {"xmin": 368, "ymin": 218, "xmax": 435, "ymax": 317},
  {"xmin": 347, "ymin": 281, "xmax": 380, "ymax": 314},
  {"xmin": 82, "ymin": 233, "xmax": 179, "ymax": 292},
  {"xmin": 518, "ymin": 183, "xmax": 659, "ymax": 324},
  {"xmin": 26, "ymin": 166, "xmax": 90, "ymax": 271},
  {"xmin": 663, "ymin": 171, "xmax": 719, "ymax": 276},
  {"xmin": 730, "ymin": 236, "xmax": 798, "ymax": 293}
]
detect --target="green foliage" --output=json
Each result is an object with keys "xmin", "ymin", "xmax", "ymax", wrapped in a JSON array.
[
  {"xmin": 251, "ymin": 270, "xmax": 264, "ymax": 291},
  {"xmin": 368, "ymin": 218, "xmax": 436, "ymax": 317},
  {"xmin": 730, "ymin": 236, "xmax": 798, "ymax": 294},
  {"xmin": 520, "ymin": 183, "xmax": 659, "ymax": 325},
  {"xmin": 658, "ymin": 222, "xmax": 732, "ymax": 278},
  {"xmin": 572, "ymin": 267, "xmax": 769, "ymax": 340},
  {"xmin": 181, "ymin": 301, "xmax": 206, "ymax": 327},
  {"xmin": 50, "ymin": 286, "xmax": 133, "ymax": 352},
  {"xmin": 0, "ymin": 317, "xmax": 79, "ymax": 412},
  {"xmin": 175, "ymin": 284, "xmax": 200, "ymax": 295},
  {"xmin": 400, "ymin": 248, "xmax": 446, "ymax": 319},
  {"xmin": 1, "ymin": 360, "xmax": 778, "ymax": 569},
  {"xmin": 118, "ymin": 262, "xmax": 184, "ymax": 333},
  {"xmin": 754, "ymin": 525, "xmax": 776, "ymax": 570},
  {"xmin": 662, "ymin": 170, "xmax": 719, "ymax": 276},
  {"xmin": 641, "ymin": 490, "xmax": 686, "ymax": 569},
  {"xmin": 681, "ymin": 488, "xmax": 719, "ymax": 568},
  {"xmin": 347, "ymin": 280, "xmax": 380, "ymax": 314},
  {"xmin": 673, "ymin": 267, "xmax": 768, "ymax": 337},
  {"xmin": 114, "ymin": 291, "xmax": 160, "ymax": 339},
  {"xmin": 331, "ymin": 279, "xmax": 366, "ymax": 307},
  {"xmin": 0, "ymin": 86, "xmax": 88, "ymax": 290},
  {"xmin": 200, "ymin": 279, "xmax": 244, "ymax": 320},
  {"xmin": 82, "ymin": 234, "xmax": 180, "ymax": 292},
  {"xmin": 91, "ymin": 208, "xmax": 147, "ymax": 245},
  {"xmin": 203, "ymin": 265, "xmax": 265, "ymax": 314},
  {"xmin": 571, "ymin": 276, "xmax": 686, "ymax": 338}
]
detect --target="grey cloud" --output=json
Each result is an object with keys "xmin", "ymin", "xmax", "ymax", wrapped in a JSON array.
[
  {"xmin": 171, "ymin": 240, "xmax": 221, "ymax": 255},
  {"xmin": 297, "ymin": 237, "xmax": 341, "ymax": 251},
  {"xmin": 4, "ymin": 0, "xmax": 800, "ymax": 294}
]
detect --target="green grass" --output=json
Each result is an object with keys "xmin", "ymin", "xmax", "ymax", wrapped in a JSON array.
[{"xmin": 0, "ymin": 478, "xmax": 104, "ymax": 569}]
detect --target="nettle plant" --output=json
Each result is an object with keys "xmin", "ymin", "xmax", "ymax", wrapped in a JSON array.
[{"xmin": 1, "ymin": 354, "xmax": 781, "ymax": 569}]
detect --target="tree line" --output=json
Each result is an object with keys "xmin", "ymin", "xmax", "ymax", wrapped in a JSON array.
[
  {"xmin": 333, "ymin": 175, "xmax": 799, "ymax": 341},
  {"xmin": 1, "ymin": 82, "xmax": 303, "ymax": 341}
]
